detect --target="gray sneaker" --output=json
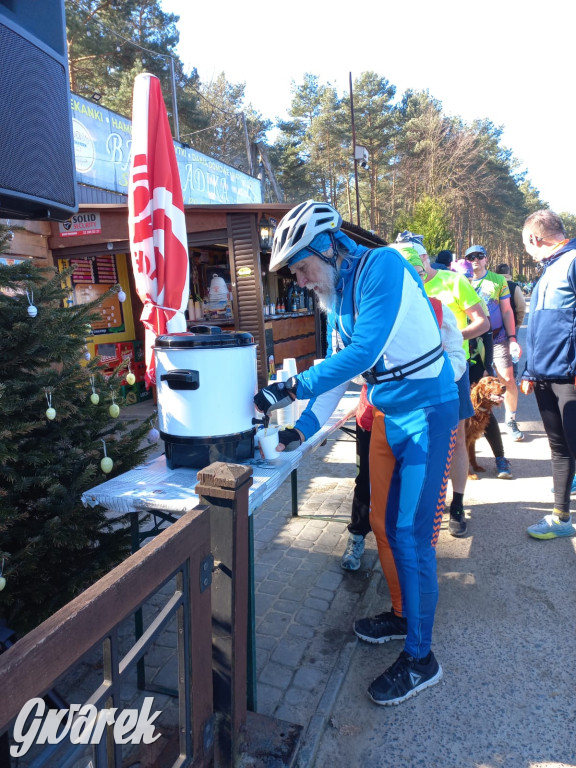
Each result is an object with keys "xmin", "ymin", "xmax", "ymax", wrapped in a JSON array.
[
  {"xmin": 341, "ymin": 533, "xmax": 365, "ymax": 571},
  {"xmin": 506, "ymin": 419, "xmax": 524, "ymax": 441}
]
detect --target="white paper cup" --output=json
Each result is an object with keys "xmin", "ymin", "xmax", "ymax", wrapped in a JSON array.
[{"xmin": 258, "ymin": 427, "xmax": 281, "ymax": 459}]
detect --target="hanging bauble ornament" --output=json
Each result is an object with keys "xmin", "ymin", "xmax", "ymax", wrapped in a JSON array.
[
  {"xmin": 126, "ymin": 372, "xmax": 136, "ymax": 386},
  {"xmin": 0, "ymin": 575, "xmax": 5, "ymax": 591},
  {"xmin": 26, "ymin": 288, "xmax": 37, "ymax": 317},
  {"xmin": 83, "ymin": 345, "xmax": 91, "ymax": 361},
  {"xmin": 109, "ymin": 403, "xmax": 120, "ymax": 418},
  {"xmin": 100, "ymin": 456, "xmax": 113, "ymax": 473},
  {"xmin": 45, "ymin": 389, "xmax": 55, "ymax": 420},
  {"xmin": 89, "ymin": 376, "xmax": 99, "ymax": 404},
  {"xmin": 117, "ymin": 287, "xmax": 127, "ymax": 303},
  {"xmin": 100, "ymin": 439, "xmax": 113, "ymax": 473},
  {"xmin": 147, "ymin": 427, "xmax": 160, "ymax": 444}
]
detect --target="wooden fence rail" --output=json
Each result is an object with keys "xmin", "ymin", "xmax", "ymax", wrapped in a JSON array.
[{"xmin": 0, "ymin": 506, "xmax": 214, "ymax": 768}]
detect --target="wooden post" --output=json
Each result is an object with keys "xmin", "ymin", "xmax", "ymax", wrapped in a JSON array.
[{"xmin": 195, "ymin": 462, "xmax": 253, "ymax": 768}]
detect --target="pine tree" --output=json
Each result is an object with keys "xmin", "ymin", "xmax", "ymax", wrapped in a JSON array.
[{"xmin": 0, "ymin": 235, "xmax": 155, "ymax": 635}]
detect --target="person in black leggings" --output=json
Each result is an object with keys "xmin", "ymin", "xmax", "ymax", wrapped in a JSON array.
[
  {"xmin": 521, "ymin": 210, "xmax": 576, "ymax": 539},
  {"xmin": 468, "ymin": 326, "xmax": 513, "ymax": 479}
]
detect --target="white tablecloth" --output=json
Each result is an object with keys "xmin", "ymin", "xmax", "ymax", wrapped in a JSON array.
[{"xmin": 81, "ymin": 391, "xmax": 359, "ymax": 518}]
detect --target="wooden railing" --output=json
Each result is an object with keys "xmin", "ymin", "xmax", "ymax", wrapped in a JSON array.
[{"xmin": 0, "ymin": 506, "xmax": 214, "ymax": 768}]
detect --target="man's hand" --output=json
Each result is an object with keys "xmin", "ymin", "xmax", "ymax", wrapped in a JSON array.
[
  {"xmin": 254, "ymin": 377, "xmax": 298, "ymax": 416},
  {"xmin": 520, "ymin": 380, "xmax": 534, "ymax": 395},
  {"xmin": 277, "ymin": 427, "xmax": 303, "ymax": 452}
]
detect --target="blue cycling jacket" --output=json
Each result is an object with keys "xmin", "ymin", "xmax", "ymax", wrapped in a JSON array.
[
  {"xmin": 293, "ymin": 243, "xmax": 458, "ymax": 440},
  {"xmin": 523, "ymin": 239, "xmax": 576, "ymax": 382}
]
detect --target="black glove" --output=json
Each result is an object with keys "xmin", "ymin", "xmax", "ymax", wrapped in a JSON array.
[
  {"xmin": 254, "ymin": 377, "xmax": 298, "ymax": 416},
  {"xmin": 278, "ymin": 427, "xmax": 302, "ymax": 451}
]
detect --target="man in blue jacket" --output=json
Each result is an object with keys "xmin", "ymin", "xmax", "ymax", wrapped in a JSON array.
[
  {"xmin": 521, "ymin": 210, "xmax": 576, "ymax": 539},
  {"xmin": 254, "ymin": 200, "xmax": 459, "ymax": 705}
]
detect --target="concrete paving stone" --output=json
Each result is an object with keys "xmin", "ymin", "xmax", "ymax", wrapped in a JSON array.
[
  {"xmin": 296, "ymin": 607, "xmax": 325, "ymax": 627},
  {"xmin": 255, "ymin": 633, "xmax": 278, "ymax": 651},
  {"xmin": 255, "ymin": 684, "xmax": 285, "ymax": 714},
  {"xmin": 258, "ymin": 661, "xmax": 294, "ymax": 689},
  {"xmin": 270, "ymin": 555, "xmax": 303, "ymax": 574},
  {"xmin": 286, "ymin": 623, "xmax": 316, "ymax": 640},
  {"xmin": 149, "ymin": 655, "xmax": 178, "ymax": 690},
  {"xmin": 256, "ymin": 578, "xmax": 286, "ymax": 596},
  {"xmin": 303, "ymin": 596, "xmax": 331, "ymax": 612},
  {"xmin": 255, "ymin": 547, "xmax": 286, "ymax": 565},
  {"xmin": 288, "ymin": 570, "xmax": 319, "ymax": 588},
  {"xmin": 308, "ymin": 587, "xmax": 336, "ymax": 601},
  {"xmin": 254, "ymin": 593, "xmax": 277, "ymax": 617},
  {"xmin": 271, "ymin": 598, "xmax": 300, "ymax": 615},
  {"xmin": 296, "ymin": 551, "xmax": 332, "ymax": 570},
  {"xmin": 270, "ymin": 637, "xmax": 308, "ymax": 667},
  {"xmin": 304, "ymin": 518, "xmax": 329, "ymax": 529},
  {"xmin": 292, "ymin": 665, "xmax": 327, "ymax": 692},
  {"xmin": 280, "ymin": 586, "xmax": 308, "ymax": 601},
  {"xmin": 254, "ymin": 526, "xmax": 281, "ymax": 543},
  {"xmin": 296, "ymin": 526, "xmax": 323, "ymax": 542},
  {"xmin": 282, "ymin": 547, "xmax": 308, "ymax": 559},
  {"xmin": 257, "ymin": 612, "xmax": 291, "ymax": 637},
  {"xmin": 315, "ymin": 570, "xmax": 344, "ymax": 590}
]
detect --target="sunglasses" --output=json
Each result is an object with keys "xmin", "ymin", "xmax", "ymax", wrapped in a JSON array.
[{"xmin": 468, "ymin": 254, "xmax": 486, "ymax": 261}]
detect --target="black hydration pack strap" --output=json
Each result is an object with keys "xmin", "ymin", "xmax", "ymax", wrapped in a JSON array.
[{"xmin": 363, "ymin": 343, "xmax": 444, "ymax": 384}]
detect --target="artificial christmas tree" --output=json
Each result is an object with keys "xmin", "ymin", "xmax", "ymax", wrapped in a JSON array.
[{"xmin": 0, "ymin": 232, "xmax": 155, "ymax": 635}]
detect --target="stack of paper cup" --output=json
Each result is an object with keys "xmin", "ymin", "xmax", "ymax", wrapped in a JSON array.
[{"xmin": 276, "ymin": 368, "xmax": 297, "ymax": 427}]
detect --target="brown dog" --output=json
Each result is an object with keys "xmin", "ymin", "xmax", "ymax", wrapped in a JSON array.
[{"xmin": 466, "ymin": 376, "xmax": 506, "ymax": 479}]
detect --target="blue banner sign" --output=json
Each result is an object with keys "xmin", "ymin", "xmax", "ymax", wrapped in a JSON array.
[{"xmin": 71, "ymin": 94, "xmax": 262, "ymax": 205}]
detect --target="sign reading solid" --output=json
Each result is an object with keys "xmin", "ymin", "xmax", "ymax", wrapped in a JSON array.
[{"xmin": 58, "ymin": 212, "xmax": 102, "ymax": 237}]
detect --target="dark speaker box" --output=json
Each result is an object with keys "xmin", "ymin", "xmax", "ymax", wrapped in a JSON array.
[{"xmin": 0, "ymin": 0, "xmax": 77, "ymax": 221}]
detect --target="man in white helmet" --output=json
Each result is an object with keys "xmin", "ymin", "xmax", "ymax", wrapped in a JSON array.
[{"xmin": 254, "ymin": 200, "xmax": 459, "ymax": 706}]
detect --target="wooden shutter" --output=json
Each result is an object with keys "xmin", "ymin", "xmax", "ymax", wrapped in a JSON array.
[{"xmin": 226, "ymin": 213, "xmax": 268, "ymax": 387}]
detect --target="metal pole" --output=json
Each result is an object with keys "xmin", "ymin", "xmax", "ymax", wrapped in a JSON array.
[
  {"xmin": 169, "ymin": 55, "xmax": 180, "ymax": 142},
  {"xmin": 349, "ymin": 72, "xmax": 360, "ymax": 226},
  {"xmin": 241, "ymin": 112, "xmax": 254, "ymax": 176}
]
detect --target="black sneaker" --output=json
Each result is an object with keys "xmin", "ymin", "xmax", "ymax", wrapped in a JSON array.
[
  {"xmin": 449, "ymin": 507, "xmax": 467, "ymax": 537},
  {"xmin": 353, "ymin": 610, "xmax": 408, "ymax": 644},
  {"xmin": 367, "ymin": 650, "xmax": 443, "ymax": 706}
]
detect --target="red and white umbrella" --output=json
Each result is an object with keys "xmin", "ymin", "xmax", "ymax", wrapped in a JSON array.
[{"xmin": 128, "ymin": 73, "xmax": 189, "ymax": 389}]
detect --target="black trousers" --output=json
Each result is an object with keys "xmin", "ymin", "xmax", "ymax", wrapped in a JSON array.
[
  {"xmin": 534, "ymin": 380, "xmax": 576, "ymax": 514},
  {"xmin": 348, "ymin": 423, "xmax": 372, "ymax": 537}
]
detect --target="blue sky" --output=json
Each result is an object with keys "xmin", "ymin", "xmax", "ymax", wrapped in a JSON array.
[{"xmin": 161, "ymin": 0, "xmax": 575, "ymax": 215}]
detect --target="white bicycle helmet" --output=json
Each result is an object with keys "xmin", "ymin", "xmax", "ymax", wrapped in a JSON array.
[{"xmin": 269, "ymin": 200, "xmax": 342, "ymax": 272}]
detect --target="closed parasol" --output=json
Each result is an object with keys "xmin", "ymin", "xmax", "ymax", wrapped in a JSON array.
[{"xmin": 128, "ymin": 72, "xmax": 189, "ymax": 389}]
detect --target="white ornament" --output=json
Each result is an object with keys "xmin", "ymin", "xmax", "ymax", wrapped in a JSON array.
[
  {"xmin": 147, "ymin": 427, "xmax": 160, "ymax": 444},
  {"xmin": 117, "ymin": 289, "xmax": 126, "ymax": 303},
  {"xmin": 46, "ymin": 407, "xmax": 56, "ymax": 420},
  {"xmin": 0, "ymin": 576, "xmax": 5, "ymax": 591},
  {"xmin": 84, "ymin": 350, "xmax": 91, "ymax": 361},
  {"xmin": 27, "ymin": 305, "xmax": 38, "ymax": 317}
]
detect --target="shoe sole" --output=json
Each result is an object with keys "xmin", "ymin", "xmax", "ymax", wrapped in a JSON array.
[
  {"xmin": 497, "ymin": 473, "xmax": 512, "ymax": 479},
  {"xmin": 527, "ymin": 530, "xmax": 576, "ymax": 539},
  {"xmin": 341, "ymin": 560, "xmax": 361, "ymax": 571},
  {"xmin": 509, "ymin": 434, "xmax": 524, "ymax": 441},
  {"xmin": 367, "ymin": 665, "xmax": 443, "ymax": 706},
  {"xmin": 353, "ymin": 626, "xmax": 407, "ymax": 644},
  {"xmin": 448, "ymin": 526, "xmax": 467, "ymax": 537}
]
